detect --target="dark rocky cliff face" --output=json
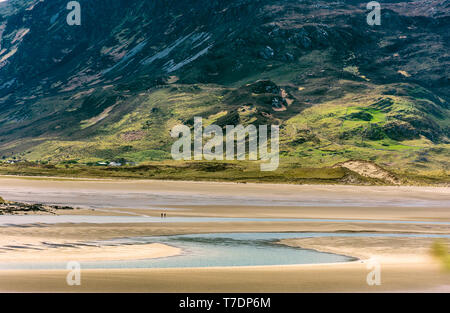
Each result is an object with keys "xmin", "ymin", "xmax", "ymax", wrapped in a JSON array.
[{"xmin": 1, "ymin": 0, "xmax": 448, "ymax": 96}]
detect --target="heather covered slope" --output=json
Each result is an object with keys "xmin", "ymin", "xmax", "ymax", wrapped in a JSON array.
[{"xmin": 0, "ymin": 0, "xmax": 448, "ymax": 183}]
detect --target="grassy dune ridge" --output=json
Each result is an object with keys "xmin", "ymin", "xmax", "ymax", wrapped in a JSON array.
[{"xmin": 0, "ymin": 159, "xmax": 448, "ymax": 186}]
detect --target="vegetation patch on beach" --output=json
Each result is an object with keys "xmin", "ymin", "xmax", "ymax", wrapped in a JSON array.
[{"xmin": 431, "ymin": 240, "xmax": 450, "ymax": 272}]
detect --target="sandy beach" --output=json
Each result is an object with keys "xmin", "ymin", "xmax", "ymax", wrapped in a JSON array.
[
  {"xmin": 0, "ymin": 177, "xmax": 449, "ymax": 292},
  {"xmin": 0, "ymin": 237, "xmax": 448, "ymax": 293}
]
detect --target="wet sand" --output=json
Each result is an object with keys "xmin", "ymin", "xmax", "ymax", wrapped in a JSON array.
[
  {"xmin": 0, "ymin": 177, "xmax": 448, "ymax": 210},
  {"xmin": 1, "ymin": 221, "xmax": 450, "ymax": 242}
]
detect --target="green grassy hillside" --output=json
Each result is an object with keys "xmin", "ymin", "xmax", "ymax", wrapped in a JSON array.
[{"xmin": 0, "ymin": 1, "xmax": 448, "ymax": 184}]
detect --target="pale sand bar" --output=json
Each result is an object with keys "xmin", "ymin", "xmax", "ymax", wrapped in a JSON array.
[{"xmin": 0, "ymin": 242, "xmax": 180, "ymax": 263}]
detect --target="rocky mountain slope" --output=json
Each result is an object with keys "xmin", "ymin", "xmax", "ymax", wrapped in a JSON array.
[{"xmin": 0, "ymin": 0, "xmax": 448, "ymax": 180}]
